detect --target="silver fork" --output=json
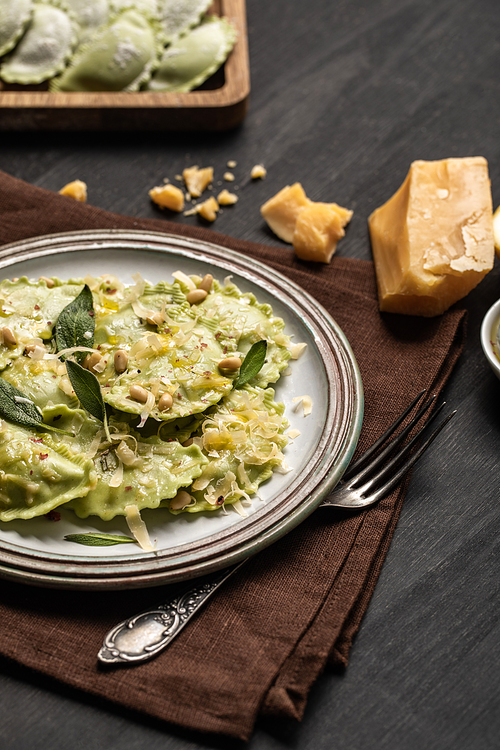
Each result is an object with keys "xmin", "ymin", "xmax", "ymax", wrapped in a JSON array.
[{"xmin": 98, "ymin": 391, "xmax": 455, "ymax": 666}]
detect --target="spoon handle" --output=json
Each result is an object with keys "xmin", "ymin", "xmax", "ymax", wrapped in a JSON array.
[{"xmin": 98, "ymin": 561, "xmax": 246, "ymax": 665}]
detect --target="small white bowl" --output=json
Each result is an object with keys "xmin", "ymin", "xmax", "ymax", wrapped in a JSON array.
[{"xmin": 481, "ymin": 298, "xmax": 500, "ymax": 380}]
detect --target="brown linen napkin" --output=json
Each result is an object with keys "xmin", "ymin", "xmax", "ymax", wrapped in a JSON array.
[{"xmin": 0, "ymin": 170, "xmax": 466, "ymax": 740}]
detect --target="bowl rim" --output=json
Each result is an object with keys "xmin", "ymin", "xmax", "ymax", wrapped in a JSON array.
[{"xmin": 480, "ymin": 297, "xmax": 500, "ymax": 374}]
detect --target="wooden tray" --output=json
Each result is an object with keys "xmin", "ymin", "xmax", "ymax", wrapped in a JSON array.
[{"xmin": 0, "ymin": 0, "xmax": 249, "ymax": 132}]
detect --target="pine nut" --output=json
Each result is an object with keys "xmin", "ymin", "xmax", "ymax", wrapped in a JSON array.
[
  {"xmin": 146, "ymin": 312, "xmax": 163, "ymax": 326},
  {"xmin": 186, "ymin": 289, "xmax": 207, "ymax": 305},
  {"xmin": 1, "ymin": 327, "xmax": 17, "ymax": 347},
  {"xmin": 169, "ymin": 490, "xmax": 192, "ymax": 510},
  {"xmin": 83, "ymin": 351, "xmax": 102, "ymax": 372},
  {"xmin": 158, "ymin": 392, "xmax": 173, "ymax": 411},
  {"xmin": 129, "ymin": 384, "xmax": 149, "ymax": 403},
  {"xmin": 198, "ymin": 274, "xmax": 213, "ymax": 292},
  {"xmin": 39, "ymin": 276, "xmax": 55, "ymax": 288},
  {"xmin": 114, "ymin": 349, "xmax": 128, "ymax": 373},
  {"xmin": 218, "ymin": 356, "xmax": 242, "ymax": 371}
]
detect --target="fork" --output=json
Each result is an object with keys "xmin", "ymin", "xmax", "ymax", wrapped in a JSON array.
[{"xmin": 98, "ymin": 391, "xmax": 455, "ymax": 666}]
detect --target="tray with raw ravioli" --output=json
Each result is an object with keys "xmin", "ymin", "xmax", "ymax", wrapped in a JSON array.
[
  {"xmin": 0, "ymin": 0, "xmax": 249, "ymax": 132},
  {"xmin": 0, "ymin": 229, "xmax": 363, "ymax": 590}
]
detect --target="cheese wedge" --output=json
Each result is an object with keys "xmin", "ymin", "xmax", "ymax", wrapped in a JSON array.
[{"xmin": 369, "ymin": 157, "xmax": 494, "ymax": 316}]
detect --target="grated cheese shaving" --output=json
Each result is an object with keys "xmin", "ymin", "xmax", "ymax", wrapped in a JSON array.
[
  {"xmin": 125, "ymin": 505, "xmax": 155, "ymax": 552},
  {"xmin": 292, "ymin": 395, "xmax": 313, "ymax": 416}
]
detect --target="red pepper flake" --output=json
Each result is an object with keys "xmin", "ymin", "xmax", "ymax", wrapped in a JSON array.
[
  {"xmin": 200, "ymin": 342, "xmax": 208, "ymax": 349},
  {"xmin": 45, "ymin": 510, "xmax": 61, "ymax": 522},
  {"xmin": 125, "ymin": 486, "xmax": 133, "ymax": 491},
  {"xmin": 177, "ymin": 393, "xmax": 182, "ymax": 399},
  {"xmin": 29, "ymin": 437, "xmax": 44, "ymax": 443},
  {"xmin": 216, "ymin": 496, "xmax": 224, "ymax": 506},
  {"xmin": 39, "ymin": 453, "xmax": 49, "ymax": 460},
  {"xmin": 107, "ymin": 288, "xmax": 117, "ymax": 295},
  {"xmin": 34, "ymin": 304, "xmax": 40, "ymax": 310},
  {"xmin": 30, "ymin": 470, "xmax": 33, "ymax": 475},
  {"xmin": 89, "ymin": 311, "xmax": 95, "ymax": 317},
  {"xmin": 97, "ymin": 345, "xmax": 101, "ymax": 350},
  {"xmin": 47, "ymin": 321, "xmax": 52, "ymax": 325}
]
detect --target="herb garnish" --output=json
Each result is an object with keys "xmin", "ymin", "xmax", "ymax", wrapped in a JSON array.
[
  {"xmin": 64, "ymin": 532, "xmax": 135, "ymax": 547},
  {"xmin": 234, "ymin": 340, "xmax": 267, "ymax": 388},
  {"xmin": 0, "ymin": 379, "xmax": 73, "ymax": 435},
  {"xmin": 65, "ymin": 360, "xmax": 106, "ymax": 423},
  {"xmin": 55, "ymin": 284, "xmax": 95, "ymax": 361}
]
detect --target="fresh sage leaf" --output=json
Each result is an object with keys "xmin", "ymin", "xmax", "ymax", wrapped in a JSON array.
[
  {"xmin": 234, "ymin": 340, "xmax": 267, "ymax": 388},
  {"xmin": 0, "ymin": 379, "xmax": 73, "ymax": 435},
  {"xmin": 65, "ymin": 360, "xmax": 105, "ymax": 423},
  {"xmin": 64, "ymin": 532, "xmax": 135, "ymax": 547},
  {"xmin": 55, "ymin": 284, "xmax": 95, "ymax": 360}
]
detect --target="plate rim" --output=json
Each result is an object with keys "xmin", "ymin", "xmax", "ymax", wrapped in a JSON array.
[{"xmin": 0, "ymin": 229, "xmax": 364, "ymax": 589}]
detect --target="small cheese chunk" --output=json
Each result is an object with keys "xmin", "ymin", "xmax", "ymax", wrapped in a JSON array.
[
  {"xmin": 369, "ymin": 157, "xmax": 495, "ymax": 317},
  {"xmin": 260, "ymin": 183, "xmax": 353, "ymax": 261},
  {"xmin": 149, "ymin": 184, "xmax": 185, "ymax": 212},
  {"xmin": 251, "ymin": 164, "xmax": 267, "ymax": 179},
  {"xmin": 217, "ymin": 189, "xmax": 238, "ymax": 205},
  {"xmin": 59, "ymin": 180, "xmax": 87, "ymax": 202},
  {"xmin": 197, "ymin": 196, "xmax": 219, "ymax": 222},
  {"xmin": 261, "ymin": 183, "xmax": 310, "ymax": 243},
  {"xmin": 183, "ymin": 165, "xmax": 213, "ymax": 198},
  {"xmin": 293, "ymin": 203, "xmax": 347, "ymax": 263}
]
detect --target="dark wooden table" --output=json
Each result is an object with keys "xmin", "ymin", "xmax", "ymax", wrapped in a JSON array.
[{"xmin": 0, "ymin": 0, "xmax": 499, "ymax": 747}]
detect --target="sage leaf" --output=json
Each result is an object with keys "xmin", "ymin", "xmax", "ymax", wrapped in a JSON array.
[
  {"xmin": 0, "ymin": 379, "xmax": 73, "ymax": 435},
  {"xmin": 55, "ymin": 284, "xmax": 95, "ymax": 360},
  {"xmin": 65, "ymin": 359, "xmax": 105, "ymax": 423},
  {"xmin": 234, "ymin": 340, "xmax": 267, "ymax": 388},
  {"xmin": 64, "ymin": 532, "xmax": 135, "ymax": 547}
]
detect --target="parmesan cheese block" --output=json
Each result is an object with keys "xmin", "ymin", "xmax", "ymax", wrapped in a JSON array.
[{"xmin": 369, "ymin": 157, "xmax": 494, "ymax": 317}]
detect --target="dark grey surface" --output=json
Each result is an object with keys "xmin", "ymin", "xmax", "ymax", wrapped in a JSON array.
[{"xmin": 0, "ymin": 0, "xmax": 499, "ymax": 747}]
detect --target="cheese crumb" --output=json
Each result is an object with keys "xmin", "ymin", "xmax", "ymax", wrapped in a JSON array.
[
  {"xmin": 183, "ymin": 165, "xmax": 214, "ymax": 197},
  {"xmin": 223, "ymin": 172, "xmax": 235, "ymax": 182},
  {"xmin": 217, "ymin": 189, "xmax": 238, "ymax": 206},
  {"xmin": 149, "ymin": 184, "xmax": 185, "ymax": 212},
  {"xmin": 227, "ymin": 160, "xmax": 237, "ymax": 168},
  {"xmin": 197, "ymin": 196, "xmax": 219, "ymax": 222},
  {"xmin": 251, "ymin": 164, "xmax": 267, "ymax": 179},
  {"xmin": 59, "ymin": 180, "xmax": 87, "ymax": 202}
]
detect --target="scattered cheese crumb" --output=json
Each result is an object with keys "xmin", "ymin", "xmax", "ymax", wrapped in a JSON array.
[
  {"xmin": 223, "ymin": 172, "xmax": 235, "ymax": 182},
  {"xmin": 287, "ymin": 428, "xmax": 301, "ymax": 439},
  {"xmin": 251, "ymin": 164, "xmax": 267, "ymax": 180},
  {"xmin": 227, "ymin": 160, "xmax": 237, "ymax": 168},
  {"xmin": 149, "ymin": 184, "xmax": 185, "ymax": 212},
  {"xmin": 292, "ymin": 395, "xmax": 313, "ymax": 416},
  {"xmin": 197, "ymin": 196, "xmax": 219, "ymax": 222},
  {"xmin": 183, "ymin": 165, "xmax": 214, "ymax": 197},
  {"xmin": 217, "ymin": 189, "xmax": 238, "ymax": 206},
  {"xmin": 59, "ymin": 180, "xmax": 87, "ymax": 202}
]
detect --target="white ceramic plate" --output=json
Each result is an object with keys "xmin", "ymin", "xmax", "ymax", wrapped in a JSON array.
[{"xmin": 0, "ymin": 230, "xmax": 363, "ymax": 589}]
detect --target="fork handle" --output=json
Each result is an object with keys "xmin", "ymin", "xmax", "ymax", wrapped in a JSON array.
[{"xmin": 98, "ymin": 561, "xmax": 246, "ymax": 665}]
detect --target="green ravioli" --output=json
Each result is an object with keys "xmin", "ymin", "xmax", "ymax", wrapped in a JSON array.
[
  {"xmin": 167, "ymin": 386, "xmax": 289, "ymax": 515},
  {"xmin": 0, "ymin": 421, "xmax": 96, "ymax": 522}
]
